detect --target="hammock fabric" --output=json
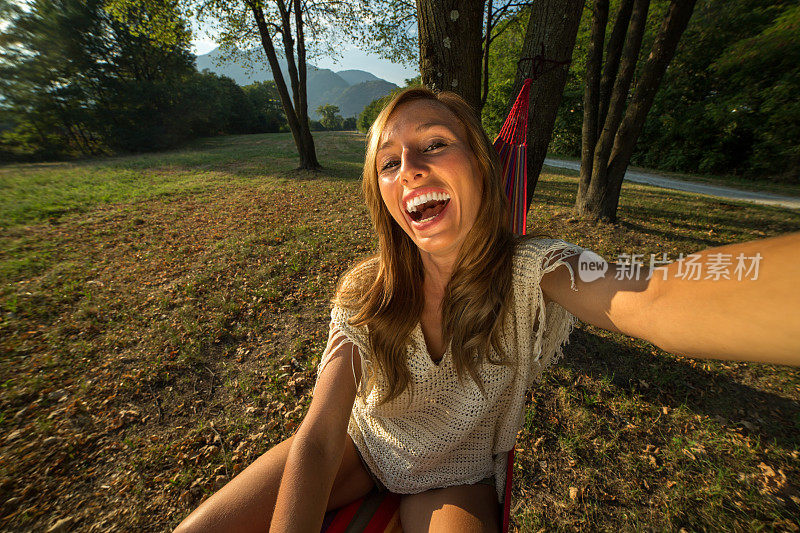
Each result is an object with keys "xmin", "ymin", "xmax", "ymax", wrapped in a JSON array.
[
  {"xmin": 494, "ymin": 78, "xmax": 533, "ymax": 235},
  {"xmin": 495, "ymin": 46, "xmax": 571, "ymax": 235}
]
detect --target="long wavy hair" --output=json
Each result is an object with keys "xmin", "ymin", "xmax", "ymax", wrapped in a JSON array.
[{"xmin": 334, "ymin": 87, "xmax": 524, "ymax": 405}]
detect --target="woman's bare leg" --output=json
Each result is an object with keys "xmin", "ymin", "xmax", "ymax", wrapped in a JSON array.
[
  {"xmin": 173, "ymin": 433, "xmax": 374, "ymax": 533},
  {"xmin": 399, "ymin": 483, "xmax": 499, "ymax": 533}
]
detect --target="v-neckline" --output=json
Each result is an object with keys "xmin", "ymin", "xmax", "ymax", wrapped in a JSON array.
[{"xmin": 414, "ymin": 322, "xmax": 451, "ymax": 367}]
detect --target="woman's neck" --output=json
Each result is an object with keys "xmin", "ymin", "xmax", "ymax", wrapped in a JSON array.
[{"xmin": 420, "ymin": 250, "xmax": 456, "ymax": 301}]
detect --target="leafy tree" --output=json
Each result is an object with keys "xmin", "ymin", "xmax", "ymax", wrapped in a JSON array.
[
  {"xmin": 340, "ymin": 2, "xmax": 528, "ymax": 114},
  {"xmin": 0, "ymin": 0, "xmax": 198, "ymax": 158},
  {"xmin": 316, "ymin": 104, "xmax": 342, "ymax": 130},
  {"xmin": 337, "ymin": 0, "xmax": 417, "ymax": 65},
  {"xmin": 481, "ymin": 9, "xmax": 528, "ymax": 138},
  {"xmin": 357, "ymin": 78, "xmax": 425, "ymax": 134},
  {"xmin": 243, "ymin": 80, "xmax": 287, "ymax": 132},
  {"xmin": 185, "ymin": 0, "xmax": 357, "ymax": 169},
  {"xmin": 632, "ymin": 0, "xmax": 800, "ymax": 181},
  {"xmin": 546, "ymin": 0, "xmax": 798, "ymax": 195},
  {"xmin": 575, "ymin": 0, "xmax": 699, "ymax": 223},
  {"xmin": 712, "ymin": 3, "xmax": 800, "ymax": 180},
  {"xmin": 179, "ymin": 72, "xmax": 260, "ymax": 137}
]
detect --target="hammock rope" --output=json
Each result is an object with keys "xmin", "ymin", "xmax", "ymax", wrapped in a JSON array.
[{"xmin": 495, "ymin": 45, "xmax": 571, "ymax": 236}]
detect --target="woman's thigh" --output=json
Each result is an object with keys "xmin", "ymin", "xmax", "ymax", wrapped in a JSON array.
[
  {"xmin": 173, "ymin": 433, "xmax": 374, "ymax": 533},
  {"xmin": 399, "ymin": 482, "xmax": 499, "ymax": 533}
]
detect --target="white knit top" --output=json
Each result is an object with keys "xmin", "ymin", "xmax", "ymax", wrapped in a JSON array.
[{"xmin": 314, "ymin": 238, "xmax": 585, "ymax": 503}]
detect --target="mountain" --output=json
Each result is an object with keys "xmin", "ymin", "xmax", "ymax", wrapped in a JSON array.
[
  {"xmin": 332, "ymin": 80, "xmax": 398, "ymax": 118},
  {"xmin": 195, "ymin": 48, "xmax": 397, "ymax": 119},
  {"xmin": 335, "ymin": 70, "xmax": 379, "ymax": 85}
]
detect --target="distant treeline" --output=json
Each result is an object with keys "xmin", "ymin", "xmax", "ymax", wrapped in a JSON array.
[{"xmin": 0, "ymin": 0, "xmax": 292, "ymax": 161}]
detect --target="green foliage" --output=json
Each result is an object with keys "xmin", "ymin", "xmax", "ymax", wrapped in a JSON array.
[
  {"xmin": 179, "ymin": 72, "xmax": 263, "ymax": 138},
  {"xmin": 334, "ymin": 0, "xmax": 417, "ymax": 66},
  {"xmin": 0, "ymin": 0, "xmax": 280, "ymax": 161},
  {"xmin": 641, "ymin": 0, "xmax": 799, "ymax": 180},
  {"xmin": 540, "ymin": 0, "xmax": 800, "ymax": 181},
  {"xmin": 357, "ymin": 93, "xmax": 393, "ymax": 134},
  {"xmin": 316, "ymin": 104, "xmax": 343, "ymax": 130},
  {"xmin": 356, "ymin": 77, "xmax": 421, "ymax": 134},
  {"xmin": 481, "ymin": 10, "xmax": 530, "ymax": 139},
  {"xmin": 242, "ymin": 81, "xmax": 287, "ymax": 133}
]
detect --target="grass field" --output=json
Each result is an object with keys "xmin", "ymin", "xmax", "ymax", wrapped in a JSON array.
[{"xmin": 1, "ymin": 131, "xmax": 799, "ymax": 532}]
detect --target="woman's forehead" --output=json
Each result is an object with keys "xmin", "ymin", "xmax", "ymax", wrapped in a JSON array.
[{"xmin": 379, "ymin": 99, "xmax": 466, "ymax": 143}]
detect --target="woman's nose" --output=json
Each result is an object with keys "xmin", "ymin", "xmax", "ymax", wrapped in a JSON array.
[{"xmin": 399, "ymin": 149, "xmax": 428, "ymax": 184}]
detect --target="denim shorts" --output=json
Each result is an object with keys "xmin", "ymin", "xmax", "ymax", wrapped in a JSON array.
[{"xmin": 354, "ymin": 445, "xmax": 495, "ymax": 492}]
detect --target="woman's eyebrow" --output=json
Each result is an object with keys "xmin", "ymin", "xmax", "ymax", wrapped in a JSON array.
[{"xmin": 377, "ymin": 122, "xmax": 452, "ymax": 153}]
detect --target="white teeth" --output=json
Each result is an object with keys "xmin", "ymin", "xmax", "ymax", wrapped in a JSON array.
[{"xmin": 405, "ymin": 191, "xmax": 451, "ymax": 213}]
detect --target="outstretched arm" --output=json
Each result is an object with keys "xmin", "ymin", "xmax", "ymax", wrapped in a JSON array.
[
  {"xmin": 540, "ymin": 232, "xmax": 800, "ymax": 366},
  {"xmin": 270, "ymin": 338, "xmax": 361, "ymax": 532}
]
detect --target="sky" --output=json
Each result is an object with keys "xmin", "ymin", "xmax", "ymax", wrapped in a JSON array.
[{"xmin": 191, "ymin": 31, "xmax": 419, "ymax": 87}]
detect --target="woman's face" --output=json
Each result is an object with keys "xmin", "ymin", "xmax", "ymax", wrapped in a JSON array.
[{"xmin": 375, "ymin": 99, "xmax": 483, "ymax": 261}]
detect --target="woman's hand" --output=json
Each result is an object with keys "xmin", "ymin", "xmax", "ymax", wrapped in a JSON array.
[
  {"xmin": 540, "ymin": 232, "xmax": 800, "ymax": 366},
  {"xmin": 270, "ymin": 338, "xmax": 362, "ymax": 532}
]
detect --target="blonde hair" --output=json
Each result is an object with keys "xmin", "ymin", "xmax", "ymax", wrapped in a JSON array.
[{"xmin": 334, "ymin": 87, "xmax": 522, "ymax": 404}]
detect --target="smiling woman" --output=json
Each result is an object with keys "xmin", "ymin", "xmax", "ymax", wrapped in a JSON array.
[{"xmin": 174, "ymin": 87, "xmax": 800, "ymax": 533}]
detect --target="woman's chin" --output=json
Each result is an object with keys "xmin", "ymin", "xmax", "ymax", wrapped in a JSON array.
[{"xmin": 412, "ymin": 231, "xmax": 465, "ymax": 259}]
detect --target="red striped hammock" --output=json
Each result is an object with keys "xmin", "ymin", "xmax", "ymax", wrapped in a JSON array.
[{"xmin": 494, "ymin": 78, "xmax": 533, "ymax": 236}]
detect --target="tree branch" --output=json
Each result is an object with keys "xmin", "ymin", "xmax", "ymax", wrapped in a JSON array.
[
  {"xmin": 481, "ymin": 0, "xmax": 493, "ymax": 108},
  {"xmin": 578, "ymin": 0, "xmax": 608, "ymax": 202},
  {"xmin": 591, "ymin": 0, "xmax": 649, "ymax": 186},
  {"xmin": 597, "ymin": 0, "xmax": 634, "ymax": 138}
]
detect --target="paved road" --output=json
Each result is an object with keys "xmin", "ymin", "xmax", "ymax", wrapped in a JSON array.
[{"xmin": 543, "ymin": 158, "xmax": 800, "ymax": 210}]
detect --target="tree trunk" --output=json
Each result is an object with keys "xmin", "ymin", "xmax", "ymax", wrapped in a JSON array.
[
  {"xmin": 577, "ymin": 0, "xmax": 608, "ymax": 206},
  {"xmin": 576, "ymin": 0, "xmax": 697, "ymax": 222},
  {"xmin": 509, "ymin": 0, "xmax": 584, "ymax": 209},
  {"xmin": 292, "ymin": 0, "xmax": 319, "ymax": 169},
  {"xmin": 250, "ymin": 2, "xmax": 319, "ymax": 170},
  {"xmin": 417, "ymin": 0, "xmax": 485, "ymax": 113},
  {"xmin": 597, "ymin": 0, "xmax": 635, "ymax": 137},
  {"xmin": 480, "ymin": 0, "xmax": 493, "ymax": 109}
]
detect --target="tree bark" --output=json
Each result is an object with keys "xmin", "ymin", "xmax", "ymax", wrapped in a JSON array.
[
  {"xmin": 509, "ymin": 0, "xmax": 584, "ymax": 209},
  {"xmin": 576, "ymin": 0, "xmax": 697, "ymax": 222},
  {"xmin": 575, "ymin": 0, "xmax": 649, "ymax": 217},
  {"xmin": 292, "ymin": 0, "xmax": 319, "ymax": 169},
  {"xmin": 602, "ymin": 0, "xmax": 698, "ymax": 218},
  {"xmin": 417, "ymin": 0, "xmax": 485, "ymax": 113}
]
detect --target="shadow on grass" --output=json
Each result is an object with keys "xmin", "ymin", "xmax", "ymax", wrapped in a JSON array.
[{"xmin": 563, "ymin": 327, "xmax": 800, "ymax": 449}]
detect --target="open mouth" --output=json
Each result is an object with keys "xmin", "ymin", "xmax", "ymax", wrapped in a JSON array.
[{"xmin": 405, "ymin": 194, "xmax": 451, "ymax": 224}]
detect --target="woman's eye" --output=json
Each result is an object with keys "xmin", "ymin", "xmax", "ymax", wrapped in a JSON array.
[
  {"xmin": 381, "ymin": 160, "xmax": 399, "ymax": 171},
  {"xmin": 424, "ymin": 141, "xmax": 446, "ymax": 152},
  {"xmin": 379, "ymin": 142, "xmax": 445, "ymax": 171}
]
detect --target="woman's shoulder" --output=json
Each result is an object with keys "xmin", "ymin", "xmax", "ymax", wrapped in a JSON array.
[
  {"xmin": 335, "ymin": 256, "xmax": 379, "ymax": 300},
  {"xmin": 512, "ymin": 236, "xmax": 585, "ymax": 267}
]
